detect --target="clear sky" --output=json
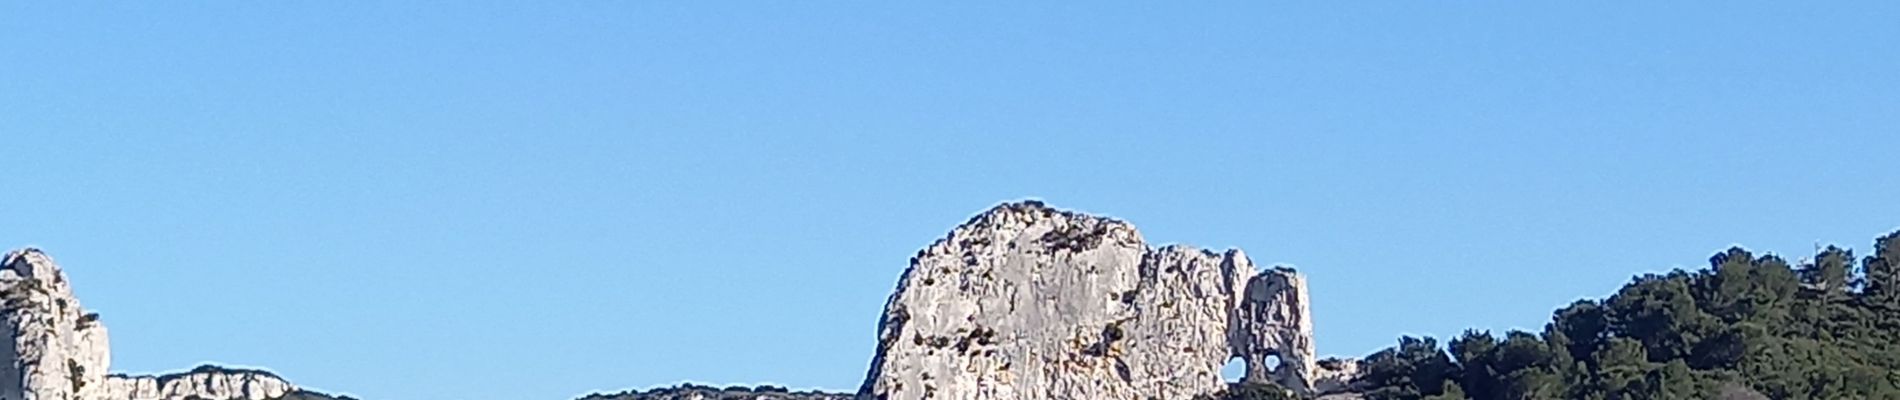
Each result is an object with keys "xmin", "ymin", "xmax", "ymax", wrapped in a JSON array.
[{"xmin": 4, "ymin": 2, "xmax": 1898, "ymax": 400}]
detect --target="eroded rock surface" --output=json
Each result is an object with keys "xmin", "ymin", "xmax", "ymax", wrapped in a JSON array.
[
  {"xmin": 858, "ymin": 201, "xmax": 1322, "ymax": 400},
  {"xmin": 1, "ymin": 248, "xmax": 112, "ymax": 400},
  {"xmin": 1, "ymin": 249, "xmax": 310, "ymax": 400},
  {"xmin": 1233, "ymin": 268, "xmax": 1317, "ymax": 393},
  {"xmin": 102, "ymin": 366, "xmax": 296, "ymax": 400}
]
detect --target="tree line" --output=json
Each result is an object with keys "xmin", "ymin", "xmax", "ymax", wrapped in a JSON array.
[{"xmin": 1351, "ymin": 230, "xmax": 1900, "ymax": 399}]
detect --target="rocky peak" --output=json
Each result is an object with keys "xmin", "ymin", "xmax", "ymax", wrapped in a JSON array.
[
  {"xmin": 858, "ymin": 201, "xmax": 1326, "ymax": 399},
  {"xmin": 0, "ymin": 248, "xmax": 309, "ymax": 400},
  {"xmin": 1, "ymin": 248, "xmax": 111, "ymax": 400}
]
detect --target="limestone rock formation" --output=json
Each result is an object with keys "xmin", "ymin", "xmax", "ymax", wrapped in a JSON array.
[
  {"xmin": 1233, "ymin": 268, "xmax": 1317, "ymax": 393},
  {"xmin": 858, "ymin": 201, "xmax": 1322, "ymax": 400},
  {"xmin": 1, "ymin": 248, "xmax": 113, "ymax": 400},
  {"xmin": 0, "ymin": 248, "xmax": 313, "ymax": 400},
  {"xmin": 102, "ymin": 366, "xmax": 297, "ymax": 400}
]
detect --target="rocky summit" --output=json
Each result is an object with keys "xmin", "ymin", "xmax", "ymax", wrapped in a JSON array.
[
  {"xmin": 858, "ymin": 201, "xmax": 1351, "ymax": 400},
  {"xmin": 0, "ymin": 249, "xmax": 342, "ymax": 400}
]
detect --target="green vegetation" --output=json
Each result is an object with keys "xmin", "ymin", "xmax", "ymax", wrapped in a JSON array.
[
  {"xmin": 67, "ymin": 359, "xmax": 85, "ymax": 393},
  {"xmin": 1198, "ymin": 382, "xmax": 1300, "ymax": 400},
  {"xmin": 1354, "ymin": 231, "xmax": 1900, "ymax": 400},
  {"xmin": 258, "ymin": 390, "xmax": 358, "ymax": 400},
  {"xmin": 576, "ymin": 383, "xmax": 851, "ymax": 400}
]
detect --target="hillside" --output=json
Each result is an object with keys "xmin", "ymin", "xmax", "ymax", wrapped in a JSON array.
[{"xmin": 1343, "ymin": 232, "xmax": 1900, "ymax": 399}]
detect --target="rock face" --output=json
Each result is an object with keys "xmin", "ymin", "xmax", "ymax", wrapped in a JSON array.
[
  {"xmin": 1, "ymin": 248, "xmax": 113, "ymax": 400},
  {"xmin": 0, "ymin": 249, "xmax": 307, "ymax": 400},
  {"xmin": 858, "ymin": 201, "xmax": 1321, "ymax": 400},
  {"xmin": 102, "ymin": 366, "xmax": 296, "ymax": 400},
  {"xmin": 1232, "ymin": 268, "xmax": 1317, "ymax": 393}
]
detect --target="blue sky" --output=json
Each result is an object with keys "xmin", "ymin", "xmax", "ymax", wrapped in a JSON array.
[{"xmin": 4, "ymin": 2, "xmax": 1898, "ymax": 399}]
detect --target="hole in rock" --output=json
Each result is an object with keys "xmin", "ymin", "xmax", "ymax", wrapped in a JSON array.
[
  {"xmin": 1264, "ymin": 354, "xmax": 1282, "ymax": 373},
  {"xmin": 1220, "ymin": 357, "xmax": 1245, "ymax": 383}
]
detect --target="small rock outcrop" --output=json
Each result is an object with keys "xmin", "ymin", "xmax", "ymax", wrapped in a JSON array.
[
  {"xmin": 102, "ymin": 366, "xmax": 297, "ymax": 400},
  {"xmin": 858, "ymin": 201, "xmax": 1323, "ymax": 400},
  {"xmin": 1, "ymin": 248, "xmax": 313, "ymax": 400}
]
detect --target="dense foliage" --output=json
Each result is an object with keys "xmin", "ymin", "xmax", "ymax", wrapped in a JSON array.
[
  {"xmin": 1355, "ymin": 231, "xmax": 1900, "ymax": 400},
  {"xmin": 576, "ymin": 383, "xmax": 851, "ymax": 400},
  {"xmin": 1198, "ymin": 382, "xmax": 1300, "ymax": 400},
  {"xmin": 253, "ymin": 391, "xmax": 357, "ymax": 400}
]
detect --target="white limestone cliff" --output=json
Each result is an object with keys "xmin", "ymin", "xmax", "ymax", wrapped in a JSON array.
[
  {"xmin": 858, "ymin": 201, "xmax": 1327, "ymax": 400},
  {"xmin": 101, "ymin": 367, "xmax": 296, "ymax": 400},
  {"xmin": 0, "ymin": 249, "xmax": 302, "ymax": 400},
  {"xmin": 1, "ymin": 248, "xmax": 112, "ymax": 400},
  {"xmin": 1233, "ymin": 267, "xmax": 1319, "ymax": 393}
]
